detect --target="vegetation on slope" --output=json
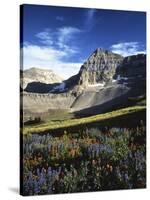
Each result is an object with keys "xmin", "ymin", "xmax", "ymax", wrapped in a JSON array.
[{"xmin": 22, "ymin": 105, "xmax": 146, "ymax": 135}]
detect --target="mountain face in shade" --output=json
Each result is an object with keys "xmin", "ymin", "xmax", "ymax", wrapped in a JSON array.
[
  {"xmin": 21, "ymin": 67, "xmax": 63, "ymax": 90},
  {"xmin": 115, "ymin": 54, "xmax": 146, "ymax": 79}
]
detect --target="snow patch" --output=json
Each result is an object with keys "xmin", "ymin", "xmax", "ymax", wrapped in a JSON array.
[
  {"xmin": 121, "ymin": 77, "xmax": 128, "ymax": 81},
  {"xmin": 50, "ymin": 82, "xmax": 66, "ymax": 92},
  {"xmin": 112, "ymin": 75, "xmax": 129, "ymax": 83},
  {"xmin": 117, "ymin": 75, "xmax": 121, "ymax": 81},
  {"xmin": 88, "ymin": 82, "xmax": 105, "ymax": 87},
  {"xmin": 115, "ymin": 75, "xmax": 129, "ymax": 81}
]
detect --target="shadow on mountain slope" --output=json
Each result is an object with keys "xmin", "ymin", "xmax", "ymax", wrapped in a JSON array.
[
  {"xmin": 25, "ymin": 82, "xmax": 61, "ymax": 93},
  {"xmin": 74, "ymin": 89, "xmax": 145, "ymax": 118}
]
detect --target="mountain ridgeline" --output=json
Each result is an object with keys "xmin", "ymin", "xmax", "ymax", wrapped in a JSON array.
[
  {"xmin": 78, "ymin": 48, "xmax": 123, "ymax": 85},
  {"xmin": 21, "ymin": 67, "xmax": 63, "ymax": 90},
  {"xmin": 21, "ymin": 48, "xmax": 146, "ymax": 118}
]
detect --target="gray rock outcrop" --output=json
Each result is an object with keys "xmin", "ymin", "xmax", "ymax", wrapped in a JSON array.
[{"xmin": 77, "ymin": 48, "xmax": 123, "ymax": 86}]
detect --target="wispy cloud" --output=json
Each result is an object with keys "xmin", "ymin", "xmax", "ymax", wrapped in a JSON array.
[
  {"xmin": 36, "ymin": 29, "xmax": 53, "ymax": 45},
  {"xmin": 56, "ymin": 16, "xmax": 64, "ymax": 21},
  {"xmin": 87, "ymin": 9, "xmax": 96, "ymax": 22},
  {"xmin": 110, "ymin": 42, "xmax": 146, "ymax": 56},
  {"xmin": 84, "ymin": 9, "xmax": 97, "ymax": 30},
  {"xmin": 57, "ymin": 27, "xmax": 81, "ymax": 42},
  {"xmin": 35, "ymin": 27, "xmax": 81, "ymax": 53},
  {"xmin": 57, "ymin": 27, "xmax": 81, "ymax": 51},
  {"xmin": 23, "ymin": 26, "xmax": 82, "ymax": 79}
]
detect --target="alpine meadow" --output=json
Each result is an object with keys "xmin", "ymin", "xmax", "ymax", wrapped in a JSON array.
[{"xmin": 20, "ymin": 4, "xmax": 146, "ymax": 196}]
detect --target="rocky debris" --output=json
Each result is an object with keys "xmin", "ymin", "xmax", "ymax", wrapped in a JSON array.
[
  {"xmin": 22, "ymin": 91, "xmax": 76, "ymax": 114},
  {"xmin": 72, "ymin": 85, "xmax": 131, "ymax": 115}
]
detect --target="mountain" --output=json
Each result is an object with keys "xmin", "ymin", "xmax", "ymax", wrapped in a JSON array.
[
  {"xmin": 71, "ymin": 52, "xmax": 146, "ymax": 114},
  {"xmin": 77, "ymin": 48, "xmax": 123, "ymax": 86},
  {"xmin": 46, "ymin": 48, "xmax": 123, "ymax": 95},
  {"xmin": 21, "ymin": 67, "xmax": 63, "ymax": 90},
  {"xmin": 63, "ymin": 48, "xmax": 123, "ymax": 95},
  {"xmin": 21, "ymin": 48, "xmax": 146, "ymax": 118}
]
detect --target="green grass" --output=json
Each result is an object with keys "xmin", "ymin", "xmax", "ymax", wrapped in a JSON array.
[
  {"xmin": 43, "ymin": 109, "xmax": 75, "ymax": 121},
  {"xmin": 22, "ymin": 105, "xmax": 146, "ymax": 135}
]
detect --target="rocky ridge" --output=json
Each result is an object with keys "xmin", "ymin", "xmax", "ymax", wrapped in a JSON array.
[
  {"xmin": 21, "ymin": 48, "xmax": 146, "ymax": 118},
  {"xmin": 77, "ymin": 48, "xmax": 123, "ymax": 86},
  {"xmin": 21, "ymin": 67, "xmax": 63, "ymax": 90}
]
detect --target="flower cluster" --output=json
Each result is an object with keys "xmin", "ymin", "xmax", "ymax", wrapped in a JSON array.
[{"xmin": 22, "ymin": 126, "xmax": 146, "ymax": 195}]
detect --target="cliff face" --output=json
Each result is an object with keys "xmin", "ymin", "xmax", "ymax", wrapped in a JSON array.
[
  {"xmin": 115, "ymin": 54, "xmax": 146, "ymax": 78},
  {"xmin": 77, "ymin": 48, "xmax": 123, "ymax": 86},
  {"xmin": 22, "ymin": 92, "xmax": 75, "ymax": 113}
]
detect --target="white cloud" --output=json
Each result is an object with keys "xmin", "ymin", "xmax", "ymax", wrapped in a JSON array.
[
  {"xmin": 22, "ymin": 44, "xmax": 82, "ymax": 79},
  {"xmin": 36, "ymin": 29, "xmax": 53, "ymax": 45},
  {"xmin": 22, "ymin": 26, "xmax": 83, "ymax": 79},
  {"xmin": 57, "ymin": 27, "xmax": 81, "ymax": 50},
  {"xmin": 110, "ymin": 42, "xmax": 146, "ymax": 56},
  {"xmin": 35, "ymin": 27, "xmax": 81, "ymax": 54}
]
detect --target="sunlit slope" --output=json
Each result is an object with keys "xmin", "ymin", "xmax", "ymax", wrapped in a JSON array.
[{"xmin": 22, "ymin": 105, "xmax": 146, "ymax": 135}]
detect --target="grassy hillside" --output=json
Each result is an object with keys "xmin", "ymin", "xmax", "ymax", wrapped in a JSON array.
[{"xmin": 22, "ymin": 105, "xmax": 146, "ymax": 135}]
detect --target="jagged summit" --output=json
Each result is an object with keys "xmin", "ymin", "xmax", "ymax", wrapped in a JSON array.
[
  {"xmin": 86, "ymin": 48, "xmax": 123, "ymax": 62},
  {"xmin": 77, "ymin": 48, "xmax": 123, "ymax": 86},
  {"xmin": 89, "ymin": 47, "xmax": 108, "ymax": 56},
  {"xmin": 88, "ymin": 47, "xmax": 121, "ymax": 57}
]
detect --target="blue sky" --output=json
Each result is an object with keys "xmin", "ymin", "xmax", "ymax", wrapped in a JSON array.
[{"xmin": 21, "ymin": 4, "xmax": 146, "ymax": 79}]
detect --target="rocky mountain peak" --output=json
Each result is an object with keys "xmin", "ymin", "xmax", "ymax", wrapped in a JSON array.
[
  {"xmin": 88, "ymin": 48, "xmax": 111, "ymax": 58},
  {"xmin": 21, "ymin": 67, "xmax": 64, "ymax": 90},
  {"xmin": 77, "ymin": 48, "xmax": 123, "ymax": 86}
]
